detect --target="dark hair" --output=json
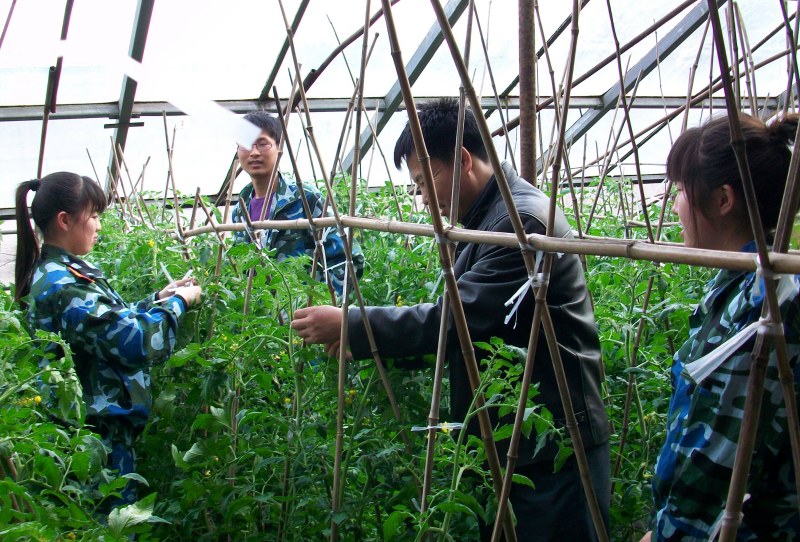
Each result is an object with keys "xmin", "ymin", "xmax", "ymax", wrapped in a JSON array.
[
  {"xmin": 393, "ymin": 97, "xmax": 488, "ymax": 168},
  {"xmin": 243, "ymin": 111, "xmax": 282, "ymax": 143},
  {"xmin": 15, "ymin": 172, "xmax": 107, "ymax": 302},
  {"xmin": 667, "ymin": 112, "xmax": 798, "ymax": 233}
]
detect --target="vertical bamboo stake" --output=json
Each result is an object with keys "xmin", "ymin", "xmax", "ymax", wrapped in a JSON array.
[
  {"xmin": 334, "ymin": 0, "xmax": 371, "ymax": 533},
  {"xmin": 472, "ymin": 7, "xmax": 517, "ymax": 172},
  {"xmin": 518, "ymin": 0, "xmax": 536, "ymax": 183},
  {"xmin": 733, "ymin": 4, "xmax": 757, "ymax": 115},
  {"xmin": 727, "ymin": 3, "xmax": 741, "ymax": 109},
  {"xmin": 381, "ymin": 1, "xmax": 517, "ymax": 539},
  {"xmin": 779, "ymin": 0, "xmax": 800, "ymax": 116},
  {"xmin": 704, "ymin": 2, "xmax": 800, "ymax": 539},
  {"xmin": 420, "ymin": 1, "xmax": 475, "ymax": 521},
  {"xmin": 189, "ymin": 188, "xmax": 201, "ymax": 231},
  {"xmin": 161, "ymin": 112, "xmax": 176, "ymax": 222},
  {"xmin": 482, "ymin": 0, "xmax": 607, "ymax": 538},
  {"xmin": 109, "ymin": 138, "xmax": 137, "ymax": 223},
  {"xmin": 604, "ymin": 0, "xmax": 653, "ymax": 244},
  {"xmin": 115, "ymin": 143, "xmax": 151, "ymax": 226},
  {"xmin": 275, "ymin": 16, "xmax": 407, "ymax": 465}
]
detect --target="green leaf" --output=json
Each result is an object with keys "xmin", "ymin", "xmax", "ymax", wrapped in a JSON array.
[
  {"xmin": 511, "ymin": 473, "xmax": 535, "ymax": 489},
  {"xmin": 107, "ymin": 493, "xmax": 168, "ymax": 538},
  {"xmin": 436, "ymin": 500, "xmax": 477, "ymax": 520},
  {"xmin": 171, "ymin": 443, "xmax": 190, "ymax": 469},
  {"xmin": 383, "ymin": 509, "xmax": 413, "ymax": 540},
  {"xmin": 182, "ymin": 440, "xmax": 213, "ymax": 463}
]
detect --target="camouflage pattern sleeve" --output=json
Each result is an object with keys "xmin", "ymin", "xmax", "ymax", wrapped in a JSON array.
[
  {"xmin": 233, "ymin": 176, "xmax": 365, "ymax": 296},
  {"xmin": 52, "ymin": 280, "xmax": 186, "ymax": 369},
  {"xmin": 28, "ymin": 247, "xmax": 190, "ymax": 425},
  {"xmin": 650, "ymin": 268, "xmax": 800, "ymax": 541}
]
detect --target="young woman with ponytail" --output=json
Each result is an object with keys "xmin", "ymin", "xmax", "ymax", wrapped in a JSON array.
[
  {"xmin": 15, "ymin": 172, "xmax": 202, "ymax": 507},
  {"xmin": 642, "ymin": 113, "xmax": 800, "ymax": 541}
]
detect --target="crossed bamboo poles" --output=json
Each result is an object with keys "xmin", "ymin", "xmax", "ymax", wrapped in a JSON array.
[{"xmin": 92, "ymin": 2, "xmax": 800, "ymax": 540}]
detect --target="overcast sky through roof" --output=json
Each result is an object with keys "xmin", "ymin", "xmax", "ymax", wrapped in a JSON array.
[{"xmin": 0, "ymin": 0, "xmax": 794, "ymax": 210}]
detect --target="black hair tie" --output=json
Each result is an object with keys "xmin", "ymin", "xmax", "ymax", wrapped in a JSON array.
[{"xmin": 30, "ymin": 179, "xmax": 41, "ymax": 192}]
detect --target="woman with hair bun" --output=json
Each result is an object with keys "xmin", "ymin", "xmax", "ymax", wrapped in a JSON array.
[
  {"xmin": 641, "ymin": 113, "xmax": 800, "ymax": 541},
  {"xmin": 15, "ymin": 172, "xmax": 202, "ymax": 507}
]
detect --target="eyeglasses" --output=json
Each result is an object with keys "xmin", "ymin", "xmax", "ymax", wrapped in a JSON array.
[{"xmin": 237, "ymin": 142, "xmax": 274, "ymax": 153}]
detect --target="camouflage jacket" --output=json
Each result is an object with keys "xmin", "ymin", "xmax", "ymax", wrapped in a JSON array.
[
  {"xmin": 27, "ymin": 244, "xmax": 188, "ymax": 428},
  {"xmin": 230, "ymin": 175, "xmax": 364, "ymax": 295},
  {"xmin": 651, "ymin": 244, "xmax": 800, "ymax": 541}
]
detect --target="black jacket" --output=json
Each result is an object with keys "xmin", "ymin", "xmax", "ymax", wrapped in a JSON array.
[{"xmin": 348, "ymin": 162, "xmax": 609, "ymax": 466}]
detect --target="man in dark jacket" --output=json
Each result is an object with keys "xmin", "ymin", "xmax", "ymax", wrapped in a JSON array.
[{"xmin": 292, "ymin": 98, "xmax": 609, "ymax": 541}]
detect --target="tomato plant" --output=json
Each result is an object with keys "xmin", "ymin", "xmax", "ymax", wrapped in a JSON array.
[{"xmin": 0, "ymin": 178, "xmax": 701, "ymax": 540}]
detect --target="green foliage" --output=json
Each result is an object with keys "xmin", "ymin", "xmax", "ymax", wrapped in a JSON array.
[{"xmin": 1, "ymin": 179, "xmax": 707, "ymax": 540}]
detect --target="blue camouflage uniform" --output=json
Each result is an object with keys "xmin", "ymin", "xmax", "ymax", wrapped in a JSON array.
[
  {"xmin": 231, "ymin": 174, "xmax": 364, "ymax": 294},
  {"xmin": 651, "ymin": 242, "xmax": 800, "ymax": 541},
  {"xmin": 27, "ymin": 244, "xmax": 190, "ymax": 505}
]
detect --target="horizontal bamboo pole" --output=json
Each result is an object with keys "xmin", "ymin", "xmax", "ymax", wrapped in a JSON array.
[{"xmin": 178, "ymin": 215, "xmax": 800, "ymax": 274}]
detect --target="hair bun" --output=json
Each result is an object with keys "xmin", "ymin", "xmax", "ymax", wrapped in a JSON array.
[
  {"xmin": 29, "ymin": 179, "xmax": 41, "ymax": 192},
  {"xmin": 767, "ymin": 113, "xmax": 799, "ymax": 147}
]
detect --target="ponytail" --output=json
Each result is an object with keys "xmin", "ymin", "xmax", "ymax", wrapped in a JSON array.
[{"xmin": 14, "ymin": 180, "xmax": 41, "ymax": 302}]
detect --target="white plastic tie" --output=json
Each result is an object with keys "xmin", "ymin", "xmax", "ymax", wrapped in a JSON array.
[
  {"xmin": 503, "ymin": 250, "xmax": 544, "ymax": 327},
  {"xmin": 410, "ymin": 422, "xmax": 464, "ymax": 432},
  {"xmin": 683, "ymin": 273, "xmax": 797, "ymax": 384}
]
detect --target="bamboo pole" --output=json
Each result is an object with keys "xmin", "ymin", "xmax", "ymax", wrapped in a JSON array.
[
  {"xmin": 491, "ymin": 0, "xmax": 607, "ymax": 538},
  {"xmin": 189, "ymin": 188, "xmax": 200, "ymax": 231},
  {"xmin": 109, "ymin": 138, "xmax": 138, "ymax": 223},
  {"xmin": 382, "ymin": 0, "xmax": 517, "ymax": 538},
  {"xmin": 0, "ymin": 0, "xmax": 17, "ymax": 52},
  {"xmin": 518, "ymin": 0, "xmax": 535, "ymax": 183},
  {"xmin": 472, "ymin": 5, "xmax": 517, "ymax": 173},
  {"xmin": 703, "ymin": 3, "xmax": 799, "ymax": 540},
  {"xmin": 603, "ymin": 0, "xmax": 653, "ymax": 245},
  {"xmin": 271, "ymin": 4, "xmax": 409, "ymax": 536},
  {"xmin": 733, "ymin": 4, "xmax": 757, "ymax": 116},
  {"xmin": 337, "ymin": 1, "xmax": 369, "ymax": 534},
  {"xmin": 495, "ymin": 0, "xmax": 697, "ymax": 136},
  {"xmin": 160, "ymin": 113, "xmax": 176, "ymax": 222},
  {"xmin": 283, "ymin": 78, "xmax": 407, "ymax": 451},
  {"xmin": 419, "ymin": 0, "xmax": 475, "ymax": 522},
  {"xmin": 115, "ymin": 143, "xmax": 151, "ymax": 227},
  {"xmin": 727, "ymin": 4, "xmax": 741, "ymax": 110},
  {"xmin": 296, "ymin": 0, "xmax": 402, "ymax": 109},
  {"xmin": 178, "ymin": 215, "xmax": 800, "ymax": 275},
  {"xmin": 779, "ymin": 0, "xmax": 800, "ymax": 114}
]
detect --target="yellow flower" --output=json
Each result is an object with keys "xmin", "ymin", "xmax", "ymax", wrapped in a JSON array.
[
  {"xmin": 148, "ymin": 240, "xmax": 155, "ymax": 248},
  {"xmin": 34, "ymin": 395, "xmax": 42, "ymax": 404},
  {"xmin": 441, "ymin": 422, "xmax": 451, "ymax": 434},
  {"xmin": 396, "ymin": 295, "xmax": 404, "ymax": 307}
]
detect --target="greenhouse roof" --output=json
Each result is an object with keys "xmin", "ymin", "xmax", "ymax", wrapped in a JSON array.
[{"xmin": 0, "ymin": 0, "xmax": 796, "ymax": 213}]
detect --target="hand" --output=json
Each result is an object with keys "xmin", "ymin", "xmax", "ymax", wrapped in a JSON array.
[
  {"xmin": 325, "ymin": 340, "xmax": 353, "ymax": 361},
  {"xmin": 173, "ymin": 284, "xmax": 202, "ymax": 307},
  {"xmin": 291, "ymin": 306, "xmax": 344, "ymax": 345},
  {"xmin": 639, "ymin": 531, "xmax": 652, "ymax": 542},
  {"xmin": 158, "ymin": 277, "xmax": 197, "ymax": 301}
]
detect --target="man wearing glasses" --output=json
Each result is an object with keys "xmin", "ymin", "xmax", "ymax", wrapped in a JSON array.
[{"xmin": 231, "ymin": 111, "xmax": 363, "ymax": 296}]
